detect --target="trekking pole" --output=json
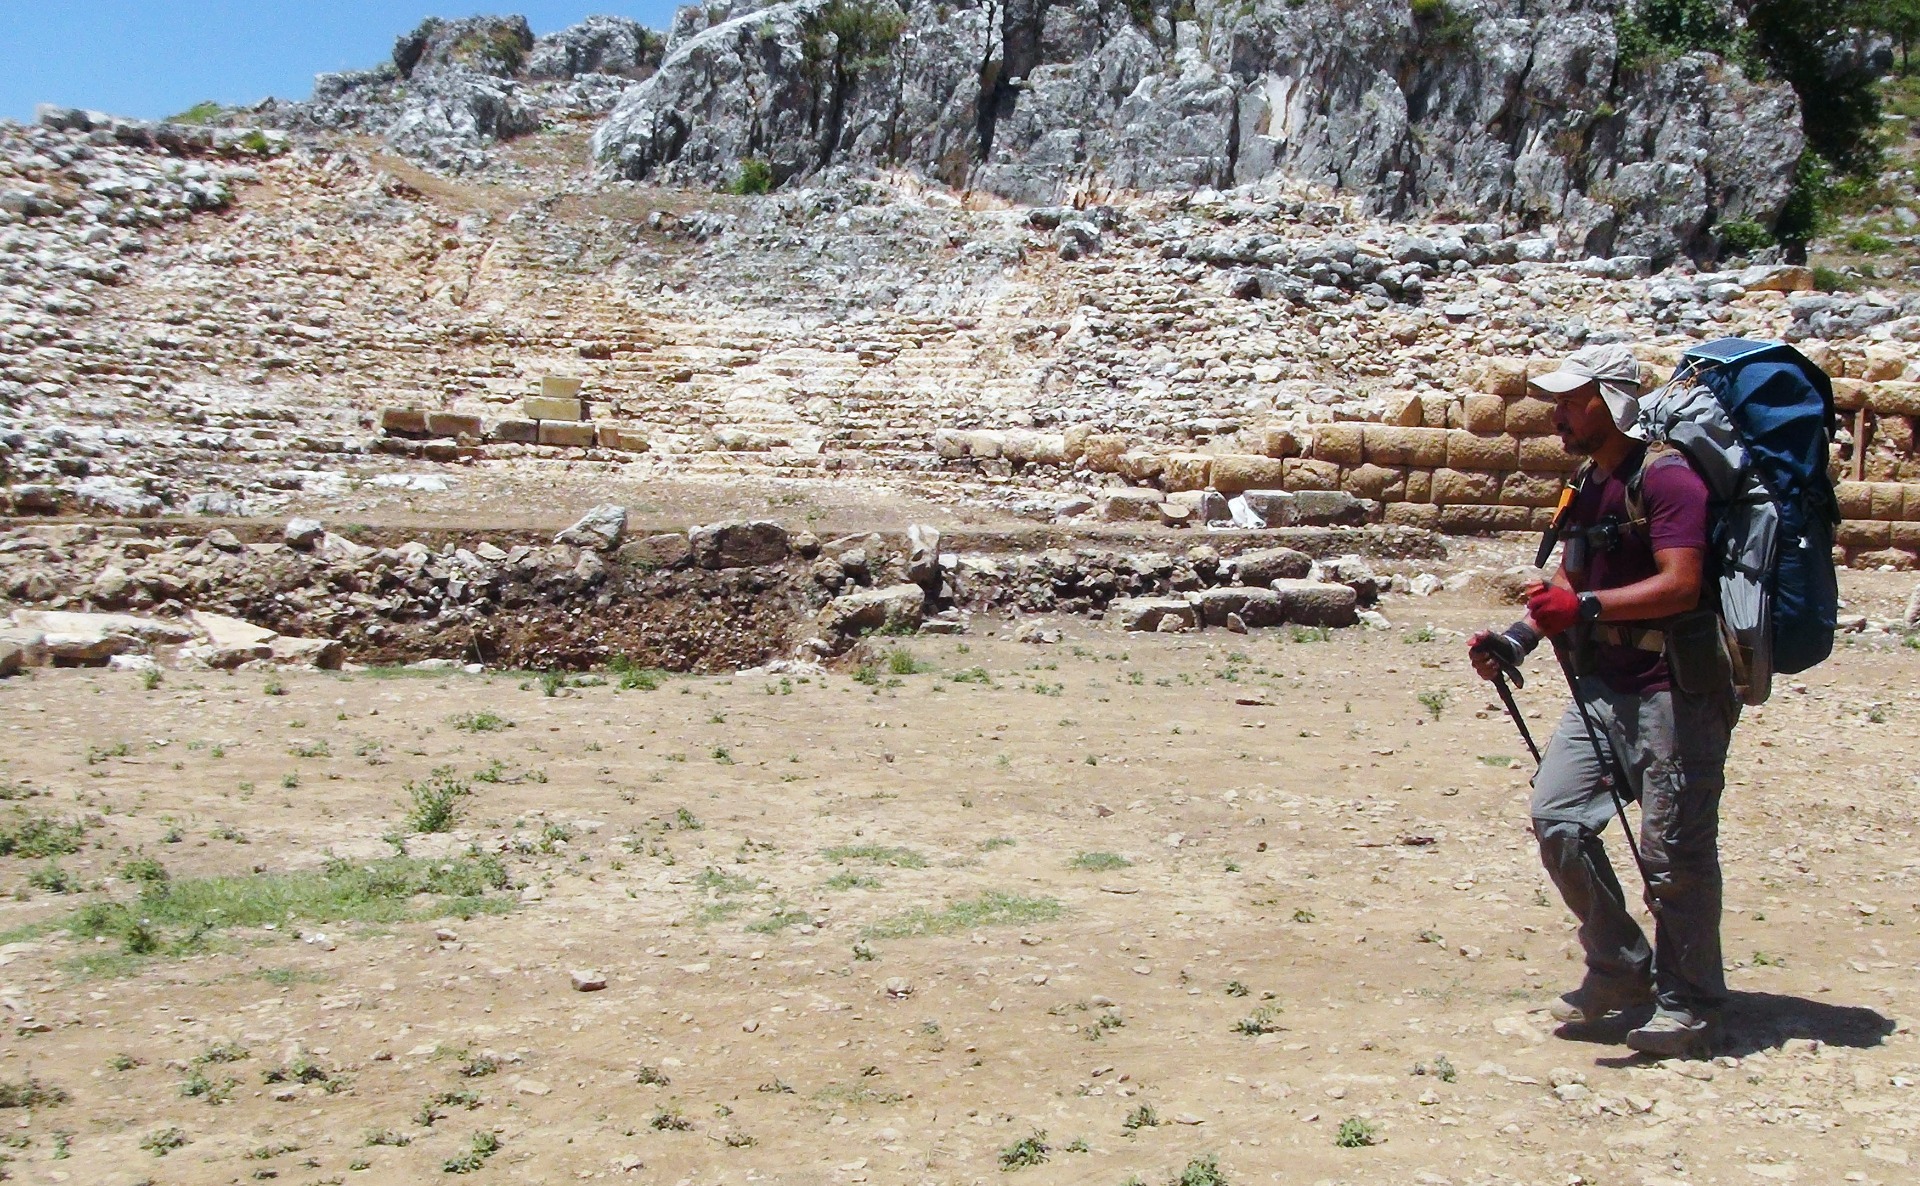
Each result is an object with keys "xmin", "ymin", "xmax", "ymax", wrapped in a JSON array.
[
  {"xmin": 1471, "ymin": 638, "xmax": 1542, "ymax": 764},
  {"xmin": 1548, "ymin": 639, "xmax": 1657, "ymax": 901},
  {"xmin": 1492, "ymin": 672, "xmax": 1541, "ymax": 764}
]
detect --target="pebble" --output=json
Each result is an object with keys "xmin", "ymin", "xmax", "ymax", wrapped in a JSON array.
[{"xmin": 569, "ymin": 969, "xmax": 607, "ymax": 992}]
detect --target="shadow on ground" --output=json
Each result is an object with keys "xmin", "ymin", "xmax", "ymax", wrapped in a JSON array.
[{"xmin": 1556, "ymin": 991, "xmax": 1895, "ymax": 1063}]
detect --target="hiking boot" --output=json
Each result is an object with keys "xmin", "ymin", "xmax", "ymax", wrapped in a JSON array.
[
  {"xmin": 1548, "ymin": 977, "xmax": 1655, "ymax": 1025},
  {"xmin": 1626, "ymin": 1008, "xmax": 1721, "ymax": 1058}
]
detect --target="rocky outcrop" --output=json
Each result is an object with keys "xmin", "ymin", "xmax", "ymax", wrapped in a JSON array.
[
  {"xmin": 525, "ymin": 16, "xmax": 664, "ymax": 79},
  {"xmin": 394, "ymin": 16, "xmax": 536, "ymax": 78},
  {"xmin": 593, "ymin": 0, "xmax": 1803, "ymax": 260},
  {"xmin": 265, "ymin": 15, "xmax": 654, "ymax": 171}
]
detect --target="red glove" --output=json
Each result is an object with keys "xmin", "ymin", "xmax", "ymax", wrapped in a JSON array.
[{"xmin": 1526, "ymin": 582, "xmax": 1580, "ymax": 637}]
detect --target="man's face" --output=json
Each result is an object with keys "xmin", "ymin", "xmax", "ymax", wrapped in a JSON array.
[{"xmin": 1550, "ymin": 380, "xmax": 1613, "ymax": 456}]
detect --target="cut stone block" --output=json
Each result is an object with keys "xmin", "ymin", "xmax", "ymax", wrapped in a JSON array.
[
  {"xmin": 1432, "ymin": 468, "xmax": 1501, "ymax": 504},
  {"xmin": 489, "ymin": 418, "xmax": 540, "ymax": 444},
  {"xmin": 1209, "ymin": 454, "xmax": 1288, "ymax": 494},
  {"xmin": 1231, "ymin": 546, "xmax": 1313, "ymax": 586},
  {"xmin": 1097, "ymin": 489, "xmax": 1166, "ymax": 522},
  {"xmin": 1504, "ymin": 396, "xmax": 1557, "ymax": 436},
  {"xmin": 538, "ymin": 421, "xmax": 596, "ymax": 448},
  {"xmin": 380, "ymin": 408, "xmax": 429, "ymax": 437},
  {"xmin": 1447, "ymin": 430, "xmax": 1519, "ymax": 471},
  {"xmin": 1519, "ymin": 436, "xmax": 1580, "ymax": 472},
  {"xmin": 1292, "ymin": 490, "xmax": 1370, "ymax": 526},
  {"xmin": 424, "ymin": 412, "xmax": 483, "ymax": 439},
  {"xmin": 1311, "ymin": 422, "xmax": 1365, "ymax": 466},
  {"xmin": 1343, "ymin": 463, "xmax": 1406, "ymax": 501},
  {"xmin": 597, "ymin": 424, "xmax": 650, "ymax": 452},
  {"xmin": 1162, "ymin": 453, "xmax": 1214, "ymax": 492},
  {"xmin": 542, "ymin": 376, "xmax": 585, "ymax": 399},
  {"xmin": 525, "ymin": 396, "xmax": 584, "ymax": 421},
  {"xmin": 1282, "ymin": 458, "xmax": 1340, "ymax": 490},
  {"xmin": 1460, "ymin": 395, "xmax": 1506, "ymax": 433},
  {"xmin": 1192, "ymin": 587, "xmax": 1285, "ymax": 628},
  {"xmin": 1238, "ymin": 490, "xmax": 1297, "ymax": 526},
  {"xmin": 1270, "ymin": 579, "xmax": 1359, "ymax": 627}
]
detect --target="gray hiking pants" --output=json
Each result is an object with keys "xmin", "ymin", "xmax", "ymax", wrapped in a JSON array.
[{"xmin": 1530, "ymin": 676, "xmax": 1740, "ymax": 1015}]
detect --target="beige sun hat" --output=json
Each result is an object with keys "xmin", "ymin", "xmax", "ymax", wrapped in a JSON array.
[{"xmin": 1529, "ymin": 343, "xmax": 1647, "ymax": 434}]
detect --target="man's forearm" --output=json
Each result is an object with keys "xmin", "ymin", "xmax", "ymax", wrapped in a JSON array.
[{"xmin": 1586, "ymin": 577, "xmax": 1699, "ymax": 622}]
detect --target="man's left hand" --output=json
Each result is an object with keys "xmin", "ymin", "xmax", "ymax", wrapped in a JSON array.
[{"xmin": 1526, "ymin": 582, "xmax": 1580, "ymax": 636}]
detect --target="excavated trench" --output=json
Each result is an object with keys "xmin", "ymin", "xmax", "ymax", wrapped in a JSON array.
[{"xmin": 0, "ymin": 515, "xmax": 1454, "ymax": 674}]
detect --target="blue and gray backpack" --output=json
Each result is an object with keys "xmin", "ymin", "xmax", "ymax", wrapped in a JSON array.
[{"xmin": 1630, "ymin": 338, "xmax": 1840, "ymax": 705}]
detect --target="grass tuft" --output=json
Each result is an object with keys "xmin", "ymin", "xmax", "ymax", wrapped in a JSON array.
[
  {"xmin": 0, "ymin": 810, "xmax": 87, "ymax": 858},
  {"xmin": 865, "ymin": 890, "xmax": 1062, "ymax": 939},
  {"xmin": 822, "ymin": 843, "xmax": 927, "ymax": 868},
  {"xmin": 450, "ymin": 711, "xmax": 513, "ymax": 733},
  {"xmin": 1068, "ymin": 851, "xmax": 1131, "ymax": 872},
  {"xmin": 0, "ymin": 1077, "xmax": 69, "ymax": 1108},
  {"xmin": 56, "ymin": 855, "xmax": 511, "ymax": 960}
]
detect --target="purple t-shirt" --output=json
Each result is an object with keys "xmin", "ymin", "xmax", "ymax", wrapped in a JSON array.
[{"xmin": 1565, "ymin": 442, "xmax": 1710, "ymax": 694}]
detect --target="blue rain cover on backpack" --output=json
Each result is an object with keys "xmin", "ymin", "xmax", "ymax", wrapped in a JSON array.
[{"xmin": 1676, "ymin": 338, "xmax": 1839, "ymax": 681}]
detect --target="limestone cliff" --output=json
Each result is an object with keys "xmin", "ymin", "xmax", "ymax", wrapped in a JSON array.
[{"xmin": 592, "ymin": 0, "xmax": 1803, "ymax": 261}]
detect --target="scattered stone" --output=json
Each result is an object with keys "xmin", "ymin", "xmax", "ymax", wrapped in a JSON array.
[
  {"xmin": 556, "ymin": 503, "xmax": 628, "ymax": 551},
  {"xmin": 285, "ymin": 517, "xmax": 325, "ymax": 550},
  {"xmin": 690, "ymin": 520, "xmax": 789, "ymax": 569},
  {"xmin": 570, "ymin": 969, "xmax": 607, "ymax": 992}
]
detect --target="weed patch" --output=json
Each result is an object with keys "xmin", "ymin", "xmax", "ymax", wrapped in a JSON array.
[
  {"xmin": 0, "ymin": 1077, "xmax": 68, "ymax": 1108},
  {"xmin": 823, "ymin": 843, "xmax": 927, "ymax": 868},
  {"xmin": 57, "ymin": 855, "xmax": 511, "ymax": 958},
  {"xmin": 0, "ymin": 810, "xmax": 87, "ymax": 858},
  {"xmin": 865, "ymin": 890, "xmax": 1062, "ymax": 938}
]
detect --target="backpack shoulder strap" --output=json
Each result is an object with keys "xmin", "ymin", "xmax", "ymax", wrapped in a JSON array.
[{"xmin": 1624, "ymin": 441, "xmax": 1692, "ymax": 532}]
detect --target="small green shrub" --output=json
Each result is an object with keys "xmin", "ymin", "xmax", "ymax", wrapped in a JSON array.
[
  {"xmin": 886, "ymin": 647, "xmax": 932, "ymax": 675},
  {"xmin": 1843, "ymin": 229, "xmax": 1894, "ymax": 254},
  {"xmin": 1170, "ymin": 1155, "xmax": 1230, "ymax": 1186},
  {"xmin": 1812, "ymin": 264, "xmax": 1862, "ymax": 292},
  {"xmin": 728, "ymin": 158, "xmax": 774, "ymax": 195},
  {"xmin": 168, "ymin": 101, "xmax": 225, "ymax": 125},
  {"xmin": 140, "ymin": 1125, "xmax": 188, "ymax": 1155},
  {"xmin": 442, "ymin": 1129, "xmax": 500, "ymax": 1173},
  {"xmin": 998, "ymin": 1129, "xmax": 1049, "ymax": 1170},
  {"xmin": 1333, "ymin": 1116, "xmax": 1378, "ymax": 1147},
  {"xmin": 27, "ymin": 860, "xmax": 77, "ymax": 893},
  {"xmin": 450, "ymin": 711, "xmax": 512, "ymax": 733},
  {"xmin": 1122, "ymin": 1101, "xmax": 1159, "ymax": 1130},
  {"xmin": 1716, "ymin": 218, "xmax": 1775, "ymax": 254},
  {"xmin": 1410, "ymin": 0, "xmax": 1477, "ymax": 49},
  {"xmin": 406, "ymin": 774, "xmax": 472, "ymax": 833},
  {"xmin": 1068, "ymin": 851, "xmax": 1131, "ymax": 872}
]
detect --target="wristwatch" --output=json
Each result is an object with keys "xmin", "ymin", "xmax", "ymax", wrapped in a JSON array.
[{"xmin": 1577, "ymin": 591, "xmax": 1603, "ymax": 624}]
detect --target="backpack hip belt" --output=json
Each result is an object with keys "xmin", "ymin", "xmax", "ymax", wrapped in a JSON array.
[{"xmin": 1591, "ymin": 623, "xmax": 1665, "ymax": 652}]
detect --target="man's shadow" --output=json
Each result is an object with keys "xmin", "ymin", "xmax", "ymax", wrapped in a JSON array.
[{"xmin": 1555, "ymin": 991, "xmax": 1894, "ymax": 1062}]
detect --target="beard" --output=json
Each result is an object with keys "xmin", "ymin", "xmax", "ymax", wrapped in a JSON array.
[{"xmin": 1555, "ymin": 420, "xmax": 1607, "ymax": 456}]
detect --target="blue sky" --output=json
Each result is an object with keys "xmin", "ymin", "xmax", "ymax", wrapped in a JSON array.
[{"xmin": 0, "ymin": 3, "xmax": 682, "ymax": 123}]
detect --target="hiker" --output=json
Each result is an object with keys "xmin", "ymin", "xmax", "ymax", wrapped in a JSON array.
[{"xmin": 1468, "ymin": 344, "xmax": 1739, "ymax": 1057}]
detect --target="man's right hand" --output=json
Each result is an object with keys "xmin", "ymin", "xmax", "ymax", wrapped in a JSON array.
[
  {"xmin": 1469, "ymin": 622, "xmax": 1539, "ymax": 684},
  {"xmin": 1468, "ymin": 630, "xmax": 1511, "ymax": 682}
]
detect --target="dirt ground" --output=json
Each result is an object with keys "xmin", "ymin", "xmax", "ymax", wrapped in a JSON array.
[{"xmin": 1, "ymin": 576, "xmax": 1917, "ymax": 1186}]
